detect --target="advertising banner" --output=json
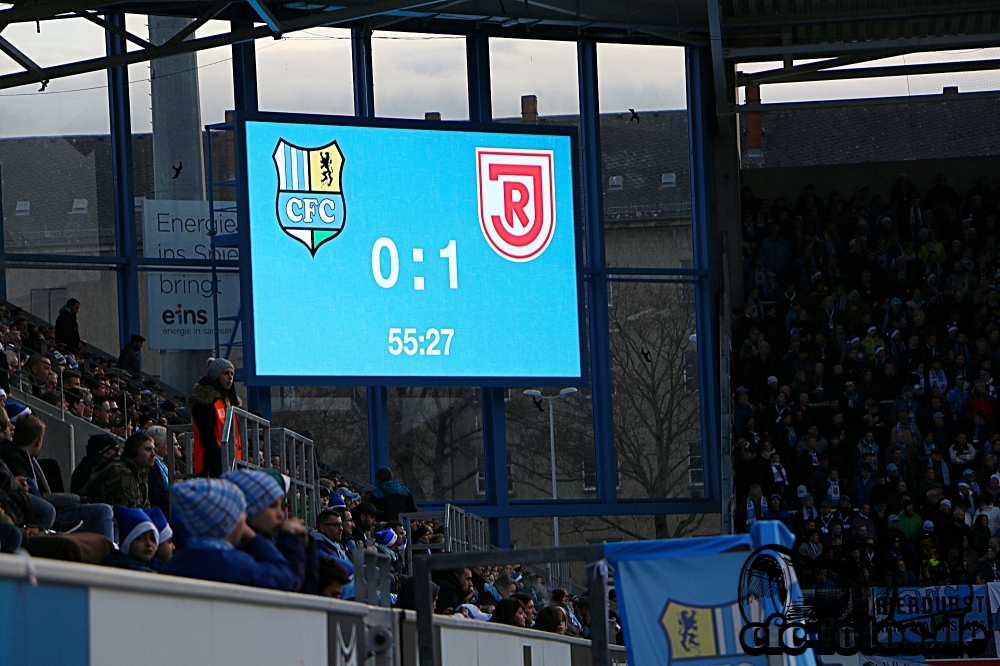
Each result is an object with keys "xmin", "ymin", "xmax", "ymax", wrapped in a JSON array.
[{"xmin": 141, "ymin": 200, "xmax": 241, "ymax": 350}]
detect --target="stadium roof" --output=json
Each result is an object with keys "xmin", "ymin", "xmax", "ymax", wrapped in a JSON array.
[{"xmin": 2, "ymin": 1, "xmax": 1000, "ymax": 97}]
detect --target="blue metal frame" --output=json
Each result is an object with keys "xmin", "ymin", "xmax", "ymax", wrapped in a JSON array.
[
  {"xmin": 465, "ymin": 33, "xmax": 511, "ymax": 547},
  {"xmin": 0, "ymin": 160, "xmax": 7, "ymax": 300},
  {"xmin": 231, "ymin": 20, "xmax": 270, "ymax": 417},
  {"xmin": 687, "ymin": 46, "xmax": 722, "ymax": 504},
  {"xmin": 578, "ymin": 40, "xmax": 617, "ymax": 511},
  {"xmin": 351, "ymin": 28, "xmax": 387, "ymax": 486},
  {"xmin": 105, "ymin": 12, "xmax": 141, "ymax": 353},
  {"xmin": 229, "ymin": 110, "xmax": 588, "ymax": 389}
]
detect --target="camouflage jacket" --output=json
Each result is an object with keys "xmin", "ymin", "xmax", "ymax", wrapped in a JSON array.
[{"xmin": 80, "ymin": 455, "xmax": 149, "ymax": 509}]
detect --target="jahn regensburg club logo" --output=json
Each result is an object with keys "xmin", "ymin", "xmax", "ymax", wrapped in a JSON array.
[{"xmin": 273, "ymin": 139, "xmax": 346, "ymax": 256}]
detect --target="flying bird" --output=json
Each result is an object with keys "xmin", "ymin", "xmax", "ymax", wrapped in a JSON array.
[
  {"xmin": 629, "ymin": 108, "xmax": 640, "ymax": 124},
  {"xmin": 38, "ymin": 80, "xmax": 48, "ymax": 92},
  {"xmin": 171, "ymin": 162, "xmax": 183, "ymax": 179},
  {"xmin": 533, "ymin": 397, "xmax": 545, "ymax": 412}
]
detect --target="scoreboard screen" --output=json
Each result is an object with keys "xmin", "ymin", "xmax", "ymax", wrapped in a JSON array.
[{"xmin": 236, "ymin": 112, "xmax": 584, "ymax": 386}]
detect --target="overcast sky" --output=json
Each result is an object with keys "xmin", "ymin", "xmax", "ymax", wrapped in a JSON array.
[{"xmin": 0, "ymin": 16, "xmax": 997, "ymax": 137}]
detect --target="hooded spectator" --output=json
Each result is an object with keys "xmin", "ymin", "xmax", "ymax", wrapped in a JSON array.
[
  {"xmin": 367, "ymin": 467, "xmax": 418, "ymax": 522},
  {"xmin": 70, "ymin": 434, "xmax": 119, "ymax": 494},
  {"xmin": 161, "ymin": 478, "xmax": 297, "ymax": 590},
  {"xmin": 143, "ymin": 506, "xmax": 175, "ymax": 566},
  {"xmin": 222, "ymin": 469, "xmax": 308, "ymax": 592},
  {"xmin": 102, "ymin": 505, "xmax": 157, "ymax": 573},
  {"xmin": 54, "ymin": 299, "xmax": 81, "ymax": 350}
]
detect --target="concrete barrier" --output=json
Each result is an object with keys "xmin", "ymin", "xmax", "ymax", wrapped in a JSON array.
[{"xmin": 0, "ymin": 554, "xmax": 626, "ymax": 666}]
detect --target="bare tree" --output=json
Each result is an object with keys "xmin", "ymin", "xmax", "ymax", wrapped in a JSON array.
[
  {"xmin": 609, "ymin": 281, "xmax": 703, "ymax": 538},
  {"xmin": 270, "ymin": 386, "xmax": 370, "ymax": 480},
  {"xmin": 388, "ymin": 387, "xmax": 482, "ymax": 501}
]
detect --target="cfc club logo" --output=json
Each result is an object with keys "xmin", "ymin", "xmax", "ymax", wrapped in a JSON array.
[
  {"xmin": 476, "ymin": 148, "xmax": 555, "ymax": 262},
  {"xmin": 273, "ymin": 138, "xmax": 346, "ymax": 256}
]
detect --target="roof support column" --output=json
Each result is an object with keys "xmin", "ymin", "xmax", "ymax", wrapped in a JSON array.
[
  {"xmin": 687, "ymin": 46, "xmax": 738, "ymax": 527},
  {"xmin": 578, "ymin": 39, "xmax": 616, "ymax": 512},
  {"xmin": 231, "ymin": 20, "xmax": 270, "ymax": 417},
  {"xmin": 466, "ymin": 33, "xmax": 510, "ymax": 548},
  {"xmin": 106, "ymin": 12, "xmax": 140, "ymax": 355},
  {"xmin": 352, "ymin": 27, "xmax": 389, "ymax": 483}
]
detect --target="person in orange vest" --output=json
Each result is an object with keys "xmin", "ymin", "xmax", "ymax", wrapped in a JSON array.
[{"xmin": 187, "ymin": 358, "xmax": 241, "ymax": 477}]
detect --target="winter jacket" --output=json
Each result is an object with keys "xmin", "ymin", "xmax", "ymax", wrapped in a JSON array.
[
  {"xmin": 70, "ymin": 454, "xmax": 107, "ymax": 495},
  {"xmin": 368, "ymin": 480, "xmax": 418, "ymax": 522},
  {"xmin": 80, "ymin": 455, "xmax": 149, "ymax": 508},
  {"xmin": 54, "ymin": 306, "xmax": 81, "ymax": 349},
  {"xmin": 187, "ymin": 378, "xmax": 242, "ymax": 477},
  {"xmin": 117, "ymin": 344, "xmax": 140, "ymax": 377},
  {"xmin": 161, "ymin": 535, "xmax": 297, "ymax": 590},
  {"xmin": 147, "ymin": 457, "xmax": 170, "ymax": 514},
  {"xmin": 102, "ymin": 549, "xmax": 156, "ymax": 573},
  {"xmin": 851, "ymin": 473, "xmax": 876, "ymax": 506}
]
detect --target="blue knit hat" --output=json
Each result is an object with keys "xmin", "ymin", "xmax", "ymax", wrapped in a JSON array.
[
  {"xmin": 142, "ymin": 506, "xmax": 173, "ymax": 545},
  {"xmin": 375, "ymin": 527, "xmax": 398, "ymax": 548},
  {"xmin": 222, "ymin": 470, "xmax": 284, "ymax": 518},
  {"xmin": 4, "ymin": 400, "xmax": 31, "ymax": 423},
  {"xmin": 114, "ymin": 505, "xmax": 157, "ymax": 555},
  {"xmin": 170, "ymin": 479, "xmax": 246, "ymax": 539}
]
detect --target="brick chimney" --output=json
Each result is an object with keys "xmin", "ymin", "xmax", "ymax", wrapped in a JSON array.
[
  {"xmin": 943, "ymin": 86, "xmax": 959, "ymax": 95},
  {"xmin": 521, "ymin": 95, "xmax": 538, "ymax": 124},
  {"xmin": 745, "ymin": 84, "xmax": 763, "ymax": 158},
  {"xmin": 424, "ymin": 111, "xmax": 442, "ymax": 121}
]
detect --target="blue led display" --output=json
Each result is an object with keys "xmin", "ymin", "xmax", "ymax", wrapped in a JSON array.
[{"xmin": 238, "ymin": 114, "xmax": 584, "ymax": 386}]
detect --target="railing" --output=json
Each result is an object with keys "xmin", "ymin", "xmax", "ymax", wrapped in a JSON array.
[
  {"xmin": 220, "ymin": 406, "xmax": 320, "ymax": 525},
  {"xmin": 401, "ymin": 504, "xmax": 492, "ymax": 575},
  {"xmin": 166, "ymin": 423, "xmax": 195, "ymax": 484},
  {"xmin": 353, "ymin": 547, "xmax": 393, "ymax": 608}
]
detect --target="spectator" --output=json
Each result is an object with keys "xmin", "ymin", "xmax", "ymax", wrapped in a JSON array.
[
  {"xmin": 433, "ymin": 567, "xmax": 474, "ymax": 614},
  {"xmin": 490, "ymin": 598, "xmax": 527, "ymax": 627},
  {"xmin": 312, "ymin": 508, "xmax": 351, "ymax": 563},
  {"xmin": 335, "ymin": 486, "xmax": 361, "ymax": 509},
  {"xmin": 222, "ymin": 469, "xmax": 308, "ymax": 592},
  {"xmin": 317, "ymin": 558, "xmax": 352, "ymax": 599},
  {"xmin": 81, "ymin": 432, "xmax": 155, "ymax": 508},
  {"xmin": 54, "ymin": 298, "xmax": 81, "ymax": 350},
  {"xmin": 161, "ymin": 478, "xmax": 297, "ymax": 590},
  {"xmin": 351, "ymin": 502, "xmax": 378, "ymax": 547},
  {"xmin": 188, "ymin": 358, "xmax": 240, "ymax": 478},
  {"xmin": 367, "ymin": 467, "xmax": 418, "ymax": 522},
  {"xmin": 70, "ymin": 434, "xmax": 119, "ymax": 494},
  {"xmin": 143, "ymin": 506, "xmax": 175, "ymax": 566},
  {"xmin": 511, "ymin": 592, "xmax": 537, "ymax": 627},
  {"xmin": 534, "ymin": 605, "xmax": 569, "ymax": 634},
  {"xmin": 102, "ymin": 505, "xmax": 158, "ymax": 573},
  {"xmin": 117, "ymin": 334, "xmax": 145, "ymax": 377},
  {"xmin": 492, "ymin": 575, "xmax": 517, "ymax": 601},
  {"xmin": 551, "ymin": 589, "xmax": 583, "ymax": 636},
  {"xmin": 143, "ymin": 425, "xmax": 175, "ymax": 514},
  {"xmin": 3, "ymin": 414, "xmax": 113, "ymax": 539}
]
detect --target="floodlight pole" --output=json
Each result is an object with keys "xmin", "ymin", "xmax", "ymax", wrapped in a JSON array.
[
  {"xmin": 548, "ymin": 399, "xmax": 559, "ymax": 545},
  {"xmin": 525, "ymin": 388, "xmax": 577, "ymax": 546}
]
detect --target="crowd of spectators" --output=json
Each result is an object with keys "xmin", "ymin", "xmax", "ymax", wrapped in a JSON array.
[
  {"xmin": 0, "ymin": 296, "xmax": 612, "ymax": 643},
  {"xmin": 733, "ymin": 174, "xmax": 1000, "ymax": 588}
]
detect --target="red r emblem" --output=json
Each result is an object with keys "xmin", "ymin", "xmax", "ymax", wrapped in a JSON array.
[{"xmin": 477, "ymin": 148, "xmax": 556, "ymax": 262}]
